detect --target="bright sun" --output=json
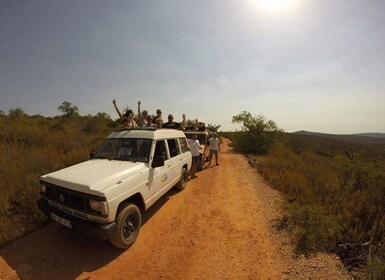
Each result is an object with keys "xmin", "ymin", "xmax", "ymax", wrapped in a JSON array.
[{"xmin": 257, "ymin": 0, "xmax": 293, "ymax": 12}]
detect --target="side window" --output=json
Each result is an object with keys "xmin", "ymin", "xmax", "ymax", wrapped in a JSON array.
[
  {"xmin": 154, "ymin": 140, "xmax": 169, "ymax": 160},
  {"xmin": 178, "ymin": 137, "xmax": 189, "ymax": 153},
  {"xmin": 167, "ymin": 139, "xmax": 180, "ymax": 158}
]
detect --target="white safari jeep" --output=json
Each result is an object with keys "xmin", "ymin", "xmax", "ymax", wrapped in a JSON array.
[{"xmin": 38, "ymin": 128, "xmax": 192, "ymax": 248}]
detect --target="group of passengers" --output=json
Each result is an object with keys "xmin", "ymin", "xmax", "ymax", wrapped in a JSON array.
[
  {"xmin": 112, "ymin": 98, "xmax": 218, "ymax": 180},
  {"xmin": 113, "ymin": 99, "xmax": 190, "ymax": 130}
]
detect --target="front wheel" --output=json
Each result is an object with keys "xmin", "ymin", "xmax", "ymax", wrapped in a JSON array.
[
  {"xmin": 175, "ymin": 167, "xmax": 187, "ymax": 191},
  {"xmin": 110, "ymin": 203, "xmax": 141, "ymax": 249}
]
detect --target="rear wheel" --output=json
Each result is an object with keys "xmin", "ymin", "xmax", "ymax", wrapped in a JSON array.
[
  {"xmin": 110, "ymin": 203, "xmax": 141, "ymax": 249},
  {"xmin": 175, "ymin": 167, "xmax": 187, "ymax": 191}
]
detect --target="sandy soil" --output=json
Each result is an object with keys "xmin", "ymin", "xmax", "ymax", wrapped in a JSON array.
[{"xmin": 0, "ymin": 139, "xmax": 352, "ymax": 279}]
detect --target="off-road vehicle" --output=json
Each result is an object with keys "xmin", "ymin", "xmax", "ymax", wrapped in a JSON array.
[{"xmin": 38, "ymin": 128, "xmax": 192, "ymax": 248}]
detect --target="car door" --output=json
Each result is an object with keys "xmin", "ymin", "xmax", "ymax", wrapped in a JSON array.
[
  {"xmin": 166, "ymin": 138, "xmax": 182, "ymax": 181},
  {"xmin": 151, "ymin": 140, "xmax": 172, "ymax": 198}
]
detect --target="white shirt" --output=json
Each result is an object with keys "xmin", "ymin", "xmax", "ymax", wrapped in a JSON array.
[
  {"xmin": 188, "ymin": 139, "xmax": 201, "ymax": 157},
  {"xmin": 209, "ymin": 138, "xmax": 220, "ymax": 151}
]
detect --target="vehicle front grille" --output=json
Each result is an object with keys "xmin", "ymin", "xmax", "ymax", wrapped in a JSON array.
[{"xmin": 43, "ymin": 183, "xmax": 104, "ymax": 217}]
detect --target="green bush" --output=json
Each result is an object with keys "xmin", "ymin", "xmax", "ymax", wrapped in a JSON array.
[{"xmin": 229, "ymin": 111, "xmax": 284, "ymax": 155}]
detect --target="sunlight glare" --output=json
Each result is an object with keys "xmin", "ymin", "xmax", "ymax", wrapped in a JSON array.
[{"xmin": 257, "ymin": 0, "xmax": 293, "ymax": 12}]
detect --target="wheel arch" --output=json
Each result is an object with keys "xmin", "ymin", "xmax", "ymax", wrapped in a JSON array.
[{"xmin": 117, "ymin": 193, "xmax": 145, "ymax": 214}]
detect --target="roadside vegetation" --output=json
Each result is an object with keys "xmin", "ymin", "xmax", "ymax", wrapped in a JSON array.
[
  {"xmin": 0, "ymin": 102, "xmax": 116, "ymax": 246},
  {"xmin": 226, "ymin": 111, "xmax": 385, "ymax": 279},
  {"xmin": 2, "ymin": 104, "xmax": 384, "ymax": 278}
]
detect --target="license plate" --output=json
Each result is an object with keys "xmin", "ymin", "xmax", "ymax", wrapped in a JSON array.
[{"xmin": 50, "ymin": 212, "xmax": 72, "ymax": 229}]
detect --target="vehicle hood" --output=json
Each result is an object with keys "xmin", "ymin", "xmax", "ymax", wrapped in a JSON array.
[{"xmin": 41, "ymin": 159, "xmax": 147, "ymax": 194}]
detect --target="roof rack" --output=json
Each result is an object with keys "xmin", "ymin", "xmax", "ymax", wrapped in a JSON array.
[{"xmin": 114, "ymin": 127, "xmax": 157, "ymax": 132}]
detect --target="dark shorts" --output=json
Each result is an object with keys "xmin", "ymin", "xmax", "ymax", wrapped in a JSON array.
[
  {"xmin": 192, "ymin": 156, "xmax": 199, "ymax": 165},
  {"xmin": 210, "ymin": 150, "xmax": 218, "ymax": 158}
]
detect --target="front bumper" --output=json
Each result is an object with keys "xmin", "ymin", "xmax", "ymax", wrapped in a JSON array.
[{"xmin": 37, "ymin": 197, "xmax": 116, "ymax": 240}]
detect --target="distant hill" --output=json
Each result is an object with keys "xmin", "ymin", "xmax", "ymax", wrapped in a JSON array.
[
  {"xmin": 355, "ymin": 133, "xmax": 385, "ymax": 138},
  {"xmin": 293, "ymin": 131, "xmax": 385, "ymax": 145}
]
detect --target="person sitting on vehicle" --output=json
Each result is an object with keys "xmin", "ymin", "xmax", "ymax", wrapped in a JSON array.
[
  {"xmin": 152, "ymin": 109, "xmax": 163, "ymax": 125},
  {"xmin": 155, "ymin": 117, "xmax": 163, "ymax": 129},
  {"xmin": 137, "ymin": 100, "xmax": 149, "ymax": 127},
  {"xmin": 112, "ymin": 99, "xmax": 138, "ymax": 129},
  {"xmin": 162, "ymin": 113, "xmax": 186, "ymax": 129},
  {"xmin": 145, "ymin": 115, "xmax": 157, "ymax": 128}
]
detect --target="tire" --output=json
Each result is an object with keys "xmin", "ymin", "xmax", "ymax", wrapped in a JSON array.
[
  {"xmin": 110, "ymin": 203, "xmax": 141, "ymax": 249},
  {"xmin": 175, "ymin": 167, "xmax": 187, "ymax": 191}
]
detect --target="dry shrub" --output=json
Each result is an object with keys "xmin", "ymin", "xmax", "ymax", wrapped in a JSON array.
[
  {"xmin": 254, "ymin": 135, "xmax": 385, "ymax": 273},
  {"xmin": 287, "ymin": 203, "xmax": 340, "ymax": 252},
  {"xmin": 367, "ymin": 241, "xmax": 385, "ymax": 279},
  {"xmin": 0, "ymin": 114, "xmax": 111, "ymax": 246}
]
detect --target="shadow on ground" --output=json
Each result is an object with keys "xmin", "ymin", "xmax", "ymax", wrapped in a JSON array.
[{"xmin": 0, "ymin": 188, "xmax": 178, "ymax": 280}]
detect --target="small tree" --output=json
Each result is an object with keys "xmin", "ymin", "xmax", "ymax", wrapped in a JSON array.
[
  {"xmin": 231, "ymin": 111, "xmax": 283, "ymax": 154},
  {"xmin": 8, "ymin": 107, "xmax": 26, "ymax": 118},
  {"xmin": 58, "ymin": 101, "xmax": 79, "ymax": 118},
  {"xmin": 95, "ymin": 112, "xmax": 111, "ymax": 120}
]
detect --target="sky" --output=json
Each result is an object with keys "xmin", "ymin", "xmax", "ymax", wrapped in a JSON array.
[{"xmin": 1, "ymin": 0, "xmax": 384, "ymax": 133}]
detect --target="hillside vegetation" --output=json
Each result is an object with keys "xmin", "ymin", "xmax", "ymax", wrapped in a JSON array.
[
  {"xmin": 226, "ymin": 112, "xmax": 385, "ymax": 278},
  {"xmin": 0, "ymin": 105, "xmax": 116, "ymax": 246},
  {"xmin": 1, "ymin": 106, "xmax": 384, "ymax": 278}
]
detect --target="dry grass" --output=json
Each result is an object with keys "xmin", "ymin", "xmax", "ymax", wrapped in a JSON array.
[
  {"xmin": 0, "ymin": 114, "xmax": 115, "ymax": 246},
  {"xmin": 229, "ymin": 132, "xmax": 385, "ymax": 277}
]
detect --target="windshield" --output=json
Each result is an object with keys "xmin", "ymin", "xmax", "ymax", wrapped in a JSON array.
[{"xmin": 93, "ymin": 138, "xmax": 152, "ymax": 163}]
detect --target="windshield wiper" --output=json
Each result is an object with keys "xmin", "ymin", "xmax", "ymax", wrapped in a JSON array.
[{"xmin": 108, "ymin": 157, "xmax": 119, "ymax": 161}]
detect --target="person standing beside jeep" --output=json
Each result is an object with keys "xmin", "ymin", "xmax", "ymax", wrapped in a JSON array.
[
  {"xmin": 209, "ymin": 133, "xmax": 220, "ymax": 166},
  {"xmin": 188, "ymin": 134, "xmax": 201, "ymax": 179}
]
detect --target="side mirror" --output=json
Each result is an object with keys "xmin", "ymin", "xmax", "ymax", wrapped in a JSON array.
[{"xmin": 152, "ymin": 156, "xmax": 165, "ymax": 168}]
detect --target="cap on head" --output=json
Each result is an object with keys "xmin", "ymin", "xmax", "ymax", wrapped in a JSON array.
[{"xmin": 168, "ymin": 114, "xmax": 173, "ymax": 118}]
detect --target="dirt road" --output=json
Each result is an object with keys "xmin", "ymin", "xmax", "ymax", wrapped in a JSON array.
[{"xmin": 0, "ymin": 139, "xmax": 351, "ymax": 279}]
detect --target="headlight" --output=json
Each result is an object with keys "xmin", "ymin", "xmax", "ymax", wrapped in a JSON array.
[
  {"xmin": 40, "ymin": 183, "xmax": 46, "ymax": 193},
  {"xmin": 89, "ymin": 199, "xmax": 109, "ymax": 215}
]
